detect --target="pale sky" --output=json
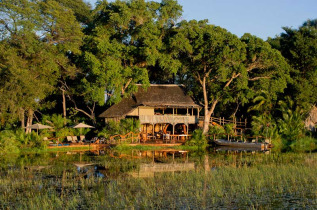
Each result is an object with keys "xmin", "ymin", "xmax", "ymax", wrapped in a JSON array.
[{"xmin": 87, "ymin": 0, "xmax": 316, "ymax": 40}]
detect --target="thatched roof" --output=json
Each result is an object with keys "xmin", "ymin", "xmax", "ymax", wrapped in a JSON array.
[
  {"xmin": 99, "ymin": 84, "xmax": 200, "ymax": 118},
  {"xmin": 305, "ymin": 106, "xmax": 317, "ymax": 132}
]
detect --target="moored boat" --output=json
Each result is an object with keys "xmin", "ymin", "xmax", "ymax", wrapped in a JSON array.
[{"xmin": 214, "ymin": 139, "xmax": 270, "ymax": 150}]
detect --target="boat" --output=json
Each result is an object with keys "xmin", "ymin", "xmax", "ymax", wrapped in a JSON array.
[{"xmin": 214, "ymin": 139, "xmax": 270, "ymax": 150}]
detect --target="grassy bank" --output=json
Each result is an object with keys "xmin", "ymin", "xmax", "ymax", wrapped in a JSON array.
[{"xmin": 0, "ymin": 153, "xmax": 315, "ymax": 209}]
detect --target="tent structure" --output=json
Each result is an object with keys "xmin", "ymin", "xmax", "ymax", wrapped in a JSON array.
[
  {"xmin": 72, "ymin": 123, "xmax": 94, "ymax": 135},
  {"xmin": 72, "ymin": 123, "xmax": 94, "ymax": 129},
  {"xmin": 25, "ymin": 123, "xmax": 53, "ymax": 134}
]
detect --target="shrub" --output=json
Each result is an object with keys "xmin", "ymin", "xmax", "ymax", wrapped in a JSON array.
[
  {"xmin": 208, "ymin": 125, "xmax": 225, "ymax": 140},
  {"xmin": 14, "ymin": 130, "xmax": 48, "ymax": 150},
  {"xmin": 290, "ymin": 136, "xmax": 317, "ymax": 152},
  {"xmin": 186, "ymin": 129, "xmax": 208, "ymax": 149},
  {"xmin": 0, "ymin": 130, "xmax": 20, "ymax": 154}
]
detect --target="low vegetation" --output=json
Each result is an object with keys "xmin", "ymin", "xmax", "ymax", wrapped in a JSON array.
[{"xmin": 0, "ymin": 152, "xmax": 315, "ymax": 209}]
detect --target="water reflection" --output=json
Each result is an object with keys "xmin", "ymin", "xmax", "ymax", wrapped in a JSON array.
[
  {"xmin": 0, "ymin": 147, "xmax": 271, "ymax": 180},
  {"xmin": 214, "ymin": 146, "xmax": 270, "ymax": 153},
  {"xmin": 71, "ymin": 150, "xmax": 195, "ymax": 178}
]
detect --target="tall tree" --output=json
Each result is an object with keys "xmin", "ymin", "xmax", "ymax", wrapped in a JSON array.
[
  {"xmin": 0, "ymin": 0, "xmax": 84, "ymax": 129},
  {"xmin": 39, "ymin": 0, "xmax": 84, "ymax": 125},
  {"xmin": 71, "ymin": 0, "xmax": 182, "ymax": 123},
  {"xmin": 268, "ymin": 19, "xmax": 317, "ymax": 109},
  {"xmin": 171, "ymin": 20, "xmax": 290, "ymax": 133}
]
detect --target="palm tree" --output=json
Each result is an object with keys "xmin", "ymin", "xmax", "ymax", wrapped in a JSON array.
[{"xmin": 248, "ymin": 91, "xmax": 273, "ymax": 114}]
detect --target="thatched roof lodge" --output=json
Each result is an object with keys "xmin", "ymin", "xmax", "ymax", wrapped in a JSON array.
[
  {"xmin": 305, "ymin": 106, "xmax": 317, "ymax": 132},
  {"xmin": 99, "ymin": 84, "xmax": 201, "ymax": 135}
]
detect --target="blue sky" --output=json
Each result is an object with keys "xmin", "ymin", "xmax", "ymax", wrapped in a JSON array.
[{"xmin": 87, "ymin": 0, "xmax": 316, "ymax": 40}]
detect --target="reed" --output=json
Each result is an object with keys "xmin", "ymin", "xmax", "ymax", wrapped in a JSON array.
[{"xmin": 0, "ymin": 153, "xmax": 315, "ymax": 209}]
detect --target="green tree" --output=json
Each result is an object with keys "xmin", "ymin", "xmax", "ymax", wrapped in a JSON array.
[
  {"xmin": 268, "ymin": 19, "xmax": 317, "ymax": 109},
  {"xmin": 277, "ymin": 98, "xmax": 305, "ymax": 144},
  {"xmin": 70, "ymin": 0, "xmax": 182, "ymax": 124},
  {"xmin": 0, "ymin": 0, "xmax": 84, "ymax": 129},
  {"xmin": 171, "ymin": 20, "xmax": 290, "ymax": 133}
]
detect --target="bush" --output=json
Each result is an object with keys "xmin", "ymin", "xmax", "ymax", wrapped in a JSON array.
[
  {"xmin": 290, "ymin": 136, "xmax": 317, "ymax": 152},
  {"xmin": 208, "ymin": 125, "xmax": 225, "ymax": 140},
  {"xmin": 0, "ymin": 130, "xmax": 20, "ymax": 154},
  {"xmin": 16, "ymin": 131, "xmax": 48, "ymax": 150},
  {"xmin": 186, "ymin": 129, "xmax": 208, "ymax": 149}
]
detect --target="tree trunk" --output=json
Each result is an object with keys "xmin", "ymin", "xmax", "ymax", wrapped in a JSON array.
[
  {"xmin": 62, "ymin": 89, "xmax": 67, "ymax": 126},
  {"xmin": 202, "ymin": 76, "xmax": 218, "ymax": 134},
  {"xmin": 26, "ymin": 109, "xmax": 34, "ymax": 134},
  {"xmin": 19, "ymin": 108, "xmax": 25, "ymax": 131},
  {"xmin": 202, "ymin": 76, "xmax": 209, "ymax": 134},
  {"xmin": 203, "ymin": 109, "xmax": 211, "ymax": 134}
]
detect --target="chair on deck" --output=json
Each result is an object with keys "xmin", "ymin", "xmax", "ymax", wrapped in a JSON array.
[
  {"xmin": 71, "ymin": 136, "xmax": 78, "ymax": 143},
  {"xmin": 78, "ymin": 135, "xmax": 85, "ymax": 144},
  {"xmin": 66, "ymin": 136, "xmax": 73, "ymax": 143},
  {"xmin": 90, "ymin": 137, "xmax": 98, "ymax": 143},
  {"xmin": 163, "ymin": 133, "xmax": 170, "ymax": 141},
  {"xmin": 99, "ymin": 137, "xmax": 106, "ymax": 144}
]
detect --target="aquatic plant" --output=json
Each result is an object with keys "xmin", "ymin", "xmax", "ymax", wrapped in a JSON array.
[{"xmin": 0, "ymin": 153, "xmax": 315, "ymax": 209}]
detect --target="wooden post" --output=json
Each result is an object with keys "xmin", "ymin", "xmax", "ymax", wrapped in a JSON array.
[
  {"xmin": 173, "ymin": 108, "xmax": 174, "ymax": 116},
  {"xmin": 197, "ymin": 108, "xmax": 199, "ymax": 118},
  {"xmin": 186, "ymin": 124, "xmax": 188, "ymax": 134},
  {"xmin": 173, "ymin": 124, "xmax": 175, "ymax": 135},
  {"xmin": 192, "ymin": 108, "xmax": 193, "ymax": 116},
  {"xmin": 187, "ymin": 108, "xmax": 188, "ymax": 115}
]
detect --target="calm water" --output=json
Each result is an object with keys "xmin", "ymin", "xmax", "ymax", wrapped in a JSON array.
[{"xmin": 0, "ymin": 148, "xmax": 316, "ymax": 209}]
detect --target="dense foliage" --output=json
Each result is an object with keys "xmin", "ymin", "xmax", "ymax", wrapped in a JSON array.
[{"xmin": 0, "ymin": 0, "xmax": 316, "ymax": 152}]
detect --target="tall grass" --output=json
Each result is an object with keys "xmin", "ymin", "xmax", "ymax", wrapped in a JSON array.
[{"xmin": 0, "ymin": 153, "xmax": 316, "ymax": 209}]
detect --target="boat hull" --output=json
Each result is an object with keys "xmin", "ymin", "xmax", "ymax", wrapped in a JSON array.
[{"xmin": 214, "ymin": 139, "xmax": 268, "ymax": 150}]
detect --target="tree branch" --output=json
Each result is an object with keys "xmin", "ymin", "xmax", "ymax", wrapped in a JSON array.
[
  {"xmin": 248, "ymin": 76, "xmax": 271, "ymax": 81},
  {"xmin": 224, "ymin": 72, "xmax": 241, "ymax": 89},
  {"xmin": 122, "ymin": 78, "xmax": 133, "ymax": 95}
]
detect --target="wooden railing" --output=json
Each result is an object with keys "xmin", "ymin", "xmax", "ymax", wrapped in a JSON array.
[
  {"xmin": 109, "ymin": 131, "xmax": 141, "ymax": 144},
  {"xmin": 139, "ymin": 115, "xmax": 197, "ymax": 124},
  {"xmin": 210, "ymin": 117, "xmax": 247, "ymax": 128}
]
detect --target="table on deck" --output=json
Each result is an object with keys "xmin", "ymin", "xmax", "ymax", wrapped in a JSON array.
[{"xmin": 147, "ymin": 135, "xmax": 156, "ymax": 140}]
